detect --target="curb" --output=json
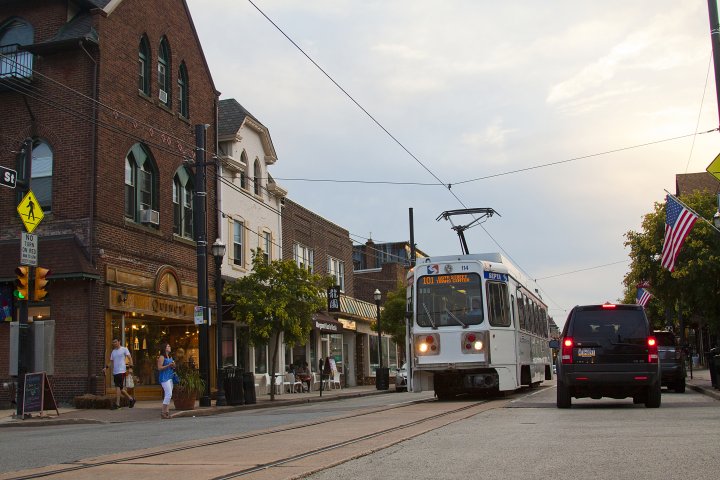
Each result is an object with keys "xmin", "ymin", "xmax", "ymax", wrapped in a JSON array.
[
  {"xmin": 0, "ymin": 389, "xmax": 394, "ymax": 427},
  {"xmin": 687, "ymin": 383, "xmax": 720, "ymax": 401}
]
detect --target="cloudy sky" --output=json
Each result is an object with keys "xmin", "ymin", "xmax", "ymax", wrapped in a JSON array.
[{"xmin": 186, "ymin": 0, "xmax": 720, "ymax": 327}]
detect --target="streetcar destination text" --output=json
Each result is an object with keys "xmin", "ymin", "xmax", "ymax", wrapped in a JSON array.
[{"xmin": 422, "ymin": 274, "xmax": 471, "ymax": 285}]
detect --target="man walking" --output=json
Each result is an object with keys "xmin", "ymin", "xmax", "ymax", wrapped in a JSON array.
[{"xmin": 103, "ymin": 338, "xmax": 136, "ymax": 409}]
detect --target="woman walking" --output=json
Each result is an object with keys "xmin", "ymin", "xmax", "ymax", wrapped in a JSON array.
[{"xmin": 157, "ymin": 342, "xmax": 176, "ymax": 419}]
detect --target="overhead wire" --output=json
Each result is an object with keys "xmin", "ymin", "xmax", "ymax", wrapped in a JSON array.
[{"xmin": 685, "ymin": 51, "xmax": 713, "ymax": 174}]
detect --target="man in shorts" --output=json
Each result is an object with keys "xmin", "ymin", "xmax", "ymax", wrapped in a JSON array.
[{"xmin": 103, "ymin": 338, "xmax": 136, "ymax": 409}]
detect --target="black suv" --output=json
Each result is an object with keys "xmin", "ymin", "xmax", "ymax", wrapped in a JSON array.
[
  {"xmin": 653, "ymin": 330, "xmax": 686, "ymax": 393},
  {"xmin": 551, "ymin": 304, "xmax": 661, "ymax": 408}
]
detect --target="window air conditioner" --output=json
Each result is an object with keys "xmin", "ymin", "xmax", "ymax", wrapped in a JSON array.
[
  {"xmin": 140, "ymin": 209, "xmax": 160, "ymax": 225},
  {"xmin": 159, "ymin": 89, "xmax": 168, "ymax": 103}
]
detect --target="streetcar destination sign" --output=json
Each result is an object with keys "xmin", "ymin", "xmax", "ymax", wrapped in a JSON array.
[{"xmin": 0, "ymin": 166, "xmax": 17, "ymax": 189}]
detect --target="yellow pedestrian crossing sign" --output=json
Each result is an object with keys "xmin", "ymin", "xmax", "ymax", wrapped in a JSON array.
[
  {"xmin": 706, "ymin": 152, "xmax": 720, "ymax": 182},
  {"xmin": 17, "ymin": 190, "xmax": 44, "ymax": 233}
]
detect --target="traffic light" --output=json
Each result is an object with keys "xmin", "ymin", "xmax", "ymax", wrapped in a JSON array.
[
  {"xmin": 14, "ymin": 266, "xmax": 29, "ymax": 301},
  {"xmin": 34, "ymin": 267, "xmax": 50, "ymax": 302}
]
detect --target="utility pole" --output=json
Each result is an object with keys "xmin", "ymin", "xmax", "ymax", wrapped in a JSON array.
[
  {"xmin": 15, "ymin": 139, "xmax": 32, "ymax": 417},
  {"xmin": 707, "ymin": 0, "xmax": 720, "ymax": 128},
  {"xmin": 194, "ymin": 125, "xmax": 211, "ymax": 407}
]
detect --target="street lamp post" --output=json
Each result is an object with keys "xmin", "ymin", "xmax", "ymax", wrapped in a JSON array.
[
  {"xmin": 374, "ymin": 289, "xmax": 388, "ymax": 390},
  {"xmin": 212, "ymin": 239, "xmax": 227, "ymax": 407}
]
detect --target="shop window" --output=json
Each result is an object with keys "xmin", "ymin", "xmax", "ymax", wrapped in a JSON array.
[
  {"xmin": 368, "ymin": 336, "xmax": 393, "ymax": 376},
  {"xmin": 254, "ymin": 345, "xmax": 267, "ymax": 374}
]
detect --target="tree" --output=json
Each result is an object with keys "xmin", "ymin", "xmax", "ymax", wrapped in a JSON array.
[
  {"xmin": 623, "ymin": 191, "xmax": 720, "ymax": 339},
  {"xmin": 375, "ymin": 284, "xmax": 409, "ymax": 364},
  {"xmin": 224, "ymin": 250, "xmax": 331, "ymax": 400}
]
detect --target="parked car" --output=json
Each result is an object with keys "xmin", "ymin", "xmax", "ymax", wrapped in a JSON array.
[
  {"xmin": 395, "ymin": 364, "xmax": 407, "ymax": 392},
  {"xmin": 653, "ymin": 330, "xmax": 686, "ymax": 393},
  {"xmin": 551, "ymin": 303, "xmax": 661, "ymax": 408}
]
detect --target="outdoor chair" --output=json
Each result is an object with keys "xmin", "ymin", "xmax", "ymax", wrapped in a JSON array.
[{"xmin": 284, "ymin": 372, "xmax": 302, "ymax": 393}]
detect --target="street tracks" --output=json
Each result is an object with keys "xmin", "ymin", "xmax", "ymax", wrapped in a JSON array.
[{"xmin": 1, "ymin": 397, "xmax": 509, "ymax": 480}]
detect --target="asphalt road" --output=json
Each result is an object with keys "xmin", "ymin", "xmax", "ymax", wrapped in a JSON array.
[
  {"xmin": 1, "ymin": 386, "xmax": 718, "ymax": 479},
  {"xmin": 306, "ymin": 386, "xmax": 720, "ymax": 480}
]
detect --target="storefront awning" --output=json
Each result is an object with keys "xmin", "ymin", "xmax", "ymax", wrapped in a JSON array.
[{"xmin": 312, "ymin": 313, "xmax": 344, "ymax": 334}]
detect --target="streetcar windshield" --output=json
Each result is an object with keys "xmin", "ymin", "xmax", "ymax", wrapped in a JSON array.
[{"xmin": 416, "ymin": 273, "xmax": 483, "ymax": 327}]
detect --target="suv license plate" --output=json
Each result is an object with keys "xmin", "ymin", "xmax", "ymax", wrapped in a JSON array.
[{"xmin": 577, "ymin": 348, "xmax": 596, "ymax": 357}]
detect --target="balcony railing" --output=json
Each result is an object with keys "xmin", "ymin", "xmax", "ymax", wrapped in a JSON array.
[{"xmin": 0, "ymin": 44, "xmax": 33, "ymax": 80}]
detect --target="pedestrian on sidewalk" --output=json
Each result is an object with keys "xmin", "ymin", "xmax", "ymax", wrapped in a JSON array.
[
  {"xmin": 157, "ymin": 342, "xmax": 176, "ymax": 419},
  {"xmin": 104, "ymin": 338, "xmax": 135, "ymax": 409}
]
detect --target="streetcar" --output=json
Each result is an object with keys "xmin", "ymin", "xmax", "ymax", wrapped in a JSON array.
[
  {"xmin": 405, "ymin": 209, "xmax": 552, "ymax": 399},
  {"xmin": 407, "ymin": 253, "xmax": 552, "ymax": 398}
]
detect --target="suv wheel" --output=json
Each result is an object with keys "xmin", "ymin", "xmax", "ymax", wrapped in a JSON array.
[
  {"xmin": 644, "ymin": 381, "xmax": 661, "ymax": 408},
  {"xmin": 674, "ymin": 378, "xmax": 686, "ymax": 393},
  {"xmin": 557, "ymin": 380, "xmax": 571, "ymax": 409}
]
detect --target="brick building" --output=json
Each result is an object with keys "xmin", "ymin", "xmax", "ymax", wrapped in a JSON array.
[
  {"xmin": 0, "ymin": 0, "xmax": 218, "ymax": 404},
  {"xmin": 281, "ymin": 199, "xmax": 399, "ymax": 387}
]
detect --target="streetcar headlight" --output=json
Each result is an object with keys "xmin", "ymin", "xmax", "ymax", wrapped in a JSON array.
[
  {"xmin": 461, "ymin": 332, "xmax": 485, "ymax": 354},
  {"xmin": 415, "ymin": 334, "xmax": 440, "ymax": 355}
]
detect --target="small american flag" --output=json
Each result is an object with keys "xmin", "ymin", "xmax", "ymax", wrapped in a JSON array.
[
  {"xmin": 661, "ymin": 195, "xmax": 698, "ymax": 272},
  {"xmin": 636, "ymin": 287, "xmax": 652, "ymax": 307}
]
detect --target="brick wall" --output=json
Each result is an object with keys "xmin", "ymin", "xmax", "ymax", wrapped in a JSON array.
[
  {"xmin": 281, "ymin": 199, "xmax": 354, "ymax": 297},
  {"xmin": 0, "ymin": 0, "xmax": 218, "ymax": 404}
]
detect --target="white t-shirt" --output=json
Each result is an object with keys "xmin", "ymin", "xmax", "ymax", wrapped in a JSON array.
[{"xmin": 109, "ymin": 347, "xmax": 131, "ymax": 375}]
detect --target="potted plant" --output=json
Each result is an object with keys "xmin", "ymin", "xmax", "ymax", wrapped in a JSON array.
[{"xmin": 172, "ymin": 363, "xmax": 205, "ymax": 411}]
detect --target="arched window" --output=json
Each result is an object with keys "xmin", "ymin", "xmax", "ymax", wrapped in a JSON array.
[
  {"xmin": 0, "ymin": 18, "xmax": 33, "ymax": 78},
  {"xmin": 173, "ymin": 167, "xmax": 194, "ymax": 239},
  {"xmin": 124, "ymin": 144, "xmax": 158, "ymax": 224},
  {"xmin": 158, "ymin": 37, "xmax": 171, "ymax": 106},
  {"xmin": 177, "ymin": 62, "xmax": 188, "ymax": 118},
  {"xmin": 253, "ymin": 159, "xmax": 261, "ymax": 196},
  {"xmin": 239, "ymin": 151, "xmax": 248, "ymax": 189},
  {"xmin": 138, "ymin": 35, "xmax": 150, "ymax": 95},
  {"xmin": 31, "ymin": 140, "xmax": 52, "ymax": 212}
]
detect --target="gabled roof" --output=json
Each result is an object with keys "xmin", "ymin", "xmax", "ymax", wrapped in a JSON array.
[
  {"xmin": 104, "ymin": 0, "xmax": 219, "ymax": 95},
  {"xmin": 218, "ymin": 98, "xmax": 278, "ymax": 162},
  {"xmin": 676, "ymin": 172, "xmax": 720, "ymax": 196}
]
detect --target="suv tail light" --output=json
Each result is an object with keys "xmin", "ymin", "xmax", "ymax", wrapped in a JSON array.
[
  {"xmin": 647, "ymin": 337, "xmax": 658, "ymax": 363},
  {"xmin": 561, "ymin": 337, "xmax": 573, "ymax": 364}
]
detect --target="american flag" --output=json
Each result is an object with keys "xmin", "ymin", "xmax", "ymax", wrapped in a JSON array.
[
  {"xmin": 636, "ymin": 287, "xmax": 652, "ymax": 307},
  {"xmin": 661, "ymin": 195, "xmax": 698, "ymax": 272}
]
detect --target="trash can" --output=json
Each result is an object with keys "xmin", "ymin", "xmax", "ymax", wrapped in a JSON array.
[
  {"xmin": 375, "ymin": 367, "xmax": 390, "ymax": 390},
  {"xmin": 223, "ymin": 367, "xmax": 244, "ymax": 406},
  {"xmin": 242, "ymin": 372, "xmax": 256, "ymax": 404}
]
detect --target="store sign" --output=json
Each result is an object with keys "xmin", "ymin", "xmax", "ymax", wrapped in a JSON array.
[
  {"xmin": 339, "ymin": 318, "xmax": 356, "ymax": 331},
  {"xmin": 327, "ymin": 286, "xmax": 340, "ymax": 312},
  {"xmin": 108, "ymin": 287, "xmax": 196, "ymax": 321}
]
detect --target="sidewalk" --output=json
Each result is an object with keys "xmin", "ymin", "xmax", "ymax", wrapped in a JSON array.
[
  {"xmin": 0, "ymin": 384, "xmax": 394, "ymax": 428},
  {"xmin": 685, "ymin": 366, "xmax": 720, "ymax": 400}
]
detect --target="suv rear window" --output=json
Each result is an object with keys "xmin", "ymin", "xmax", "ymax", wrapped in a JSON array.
[{"xmin": 570, "ymin": 308, "xmax": 647, "ymax": 344}]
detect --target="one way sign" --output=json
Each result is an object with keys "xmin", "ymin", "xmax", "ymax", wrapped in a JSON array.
[{"xmin": 0, "ymin": 166, "xmax": 17, "ymax": 189}]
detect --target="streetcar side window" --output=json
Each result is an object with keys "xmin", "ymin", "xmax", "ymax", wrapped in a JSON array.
[{"xmin": 487, "ymin": 282, "xmax": 511, "ymax": 327}]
